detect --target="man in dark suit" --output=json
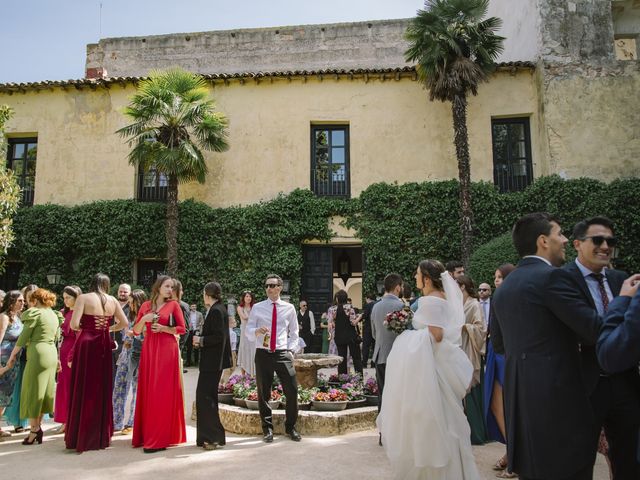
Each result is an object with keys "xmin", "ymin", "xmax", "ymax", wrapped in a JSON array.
[
  {"xmin": 564, "ymin": 217, "xmax": 640, "ymax": 479},
  {"xmin": 598, "ymin": 281, "xmax": 640, "ymax": 373},
  {"xmin": 492, "ymin": 212, "xmax": 611, "ymax": 480}
]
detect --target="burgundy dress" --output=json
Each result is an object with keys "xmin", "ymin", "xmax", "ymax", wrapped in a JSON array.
[
  {"xmin": 54, "ymin": 310, "xmax": 76, "ymax": 423},
  {"xmin": 132, "ymin": 300, "xmax": 186, "ymax": 450},
  {"xmin": 65, "ymin": 313, "xmax": 113, "ymax": 452}
]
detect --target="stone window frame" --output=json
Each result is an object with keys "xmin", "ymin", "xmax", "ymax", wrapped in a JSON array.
[
  {"xmin": 6, "ymin": 137, "xmax": 37, "ymax": 206},
  {"xmin": 135, "ymin": 259, "xmax": 167, "ymax": 290},
  {"xmin": 491, "ymin": 117, "xmax": 534, "ymax": 193},
  {"xmin": 310, "ymin": 124, "xmax": 351, "ymax": 199}
]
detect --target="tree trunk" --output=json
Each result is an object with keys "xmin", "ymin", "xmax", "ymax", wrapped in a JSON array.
[
  {"xmin": 166, "ymin": 175, "xmax": 179, "ymax": 276},
  {"xmin": 451, "ymin": 93, "xmax": 474, "ymax": 269}
]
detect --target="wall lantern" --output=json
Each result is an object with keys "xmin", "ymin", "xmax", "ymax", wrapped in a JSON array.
[{"xmin": 47, "ymin": 268, "xmax": 62, "ymax": 286}]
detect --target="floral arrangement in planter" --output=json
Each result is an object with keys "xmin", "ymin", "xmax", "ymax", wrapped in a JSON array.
[
  {"xmin": 313, "ymin": 388, "xmax": 348, "ymax": 402},
  {"xmin": 363, "ymin": 377, "xmax": 379, "ymax": 396},
  {"xmin": 340, "ymin": 382, "xmax": 364, "ymax": 401},
  {"xmin": 232, "ymin": 376, "xmax": 256, "ymax": 399},
  {"xmin": 317, "ymin": 373, "xmax": 328, "ymax": 389},
  {"xmin": 246, "ymin": 390, "xmax": 281, "ymax": 402},
  {"xmin": 328, "ymin": 373, "xmax": 363, "ymax": 386},
  {"xmin": 218, "ymin": 382, "xmax": 234, "ymax": 394}
]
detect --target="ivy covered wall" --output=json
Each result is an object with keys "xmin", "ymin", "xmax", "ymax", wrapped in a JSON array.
[{"xmin": 8, "ymin": 176, "xmax": 640, "ymax": 304}]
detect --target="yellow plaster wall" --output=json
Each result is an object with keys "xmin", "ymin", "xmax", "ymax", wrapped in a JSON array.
[{"xmin": 1, "ymin": 70, "xmax": 540, "ymax": 207}]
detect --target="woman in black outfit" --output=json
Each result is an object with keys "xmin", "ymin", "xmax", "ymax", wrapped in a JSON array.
[
  {"xmin": 328, "ymin": 290, "xmax": 363, "ymax": 375},
  {"xmin": 192, "ymin": 282, "xmax": 232, "ymax": 450}
]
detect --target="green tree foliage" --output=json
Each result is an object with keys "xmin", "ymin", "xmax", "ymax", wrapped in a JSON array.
[
  {"xmin": 405, "ymin": 0, "xmax": 504, "ymax": 268},
  {"xmin": 0, "ymin": 105, "xmax": 21, "ymax": 274},
  {"xmin": 118, "ymin": 68, "xmax": 230, "ymax": 276}
]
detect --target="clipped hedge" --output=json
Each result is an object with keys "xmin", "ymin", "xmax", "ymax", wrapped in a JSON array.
[{"xmin": 7, "ymin": 175, "xmax": 640, "ymax": 304}]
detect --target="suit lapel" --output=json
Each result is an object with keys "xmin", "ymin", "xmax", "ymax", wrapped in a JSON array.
[
  {"xmin": 605, "ymin": 270, "xmax": 623, "ymax": 297},
  {"xmin": 566, "ymin": 262, "xmax": 596, "ymax": 310}
]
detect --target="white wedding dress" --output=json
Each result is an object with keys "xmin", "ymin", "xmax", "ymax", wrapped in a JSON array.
[{"xmin": 377, "ymin": 274, "xmax": 480, "ymax": 480}]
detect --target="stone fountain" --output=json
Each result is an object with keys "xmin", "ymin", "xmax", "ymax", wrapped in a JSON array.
[{"xmin": 293, "ymin": 353, "xmax": 343, "ymax": 388}]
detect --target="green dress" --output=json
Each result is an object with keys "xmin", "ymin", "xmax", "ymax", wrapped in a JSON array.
[{"xmin": 16, "ymin": 307, "xmax": 61, "ymax": 419}]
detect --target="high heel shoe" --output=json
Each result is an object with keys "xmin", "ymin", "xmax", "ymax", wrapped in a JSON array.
[{"xmin": 22, "ymin": 428, "xmax": 43, "ymax": 445}]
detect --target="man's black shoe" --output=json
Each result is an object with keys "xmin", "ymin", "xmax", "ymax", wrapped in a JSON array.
[
  {"xmin": 378, "ymin": 433, "xmax": 383, "ymax": 446},
  {"xmin": 286, "ymin": 428, "xmax": 302, "ymax": 442},
  {"xmin": 263, "ymin": 430, "xmax": 273, "ymax": 443}
]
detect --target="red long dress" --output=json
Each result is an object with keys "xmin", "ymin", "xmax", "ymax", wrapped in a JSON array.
[
  {"xmin": 54, "ymin": 309, "xmax": 76, "ymax": 423},
  {"xmin": 132, "ymin": 300, "xmax": 186, "ymax": 449},
  {"xmin": 65, "ymin": 313, "xmax": 113, "ymax": 452}
]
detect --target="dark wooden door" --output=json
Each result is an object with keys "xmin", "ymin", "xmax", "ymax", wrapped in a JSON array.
[{"xmin": 301, "ymin": 246, "xmax": 333, "ymax": 353}]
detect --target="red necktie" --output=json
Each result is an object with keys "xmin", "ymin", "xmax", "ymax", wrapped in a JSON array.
[{"xmin": 270, "ymin": 302, "xmax": 277, "ymax": 352}]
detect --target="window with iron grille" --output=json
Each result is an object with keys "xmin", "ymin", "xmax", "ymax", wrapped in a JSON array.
[
  {"xmin": 6, "ymin": 138, "xmax": 37, "ymax": 206},
  {"xmin": 311, "ymin": 125, "xmax": 350, "ymax": 198},
  {"xmin": 136, "ymin": 164, "xmax": 168, "ymax": 202},
  {"xmin": 491, "ymin": 117, "xmax": 533, "ymax": 193}
]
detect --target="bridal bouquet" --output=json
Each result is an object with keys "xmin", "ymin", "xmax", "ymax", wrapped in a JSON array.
[{"xmin": 384, "ymin": 306, "xmax": 414, "ymax": 334}]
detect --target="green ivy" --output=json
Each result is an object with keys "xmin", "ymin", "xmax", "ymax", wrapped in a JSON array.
[{"xmin": 8, "ymin": 176, "xmax": 639, "ymax": 304}]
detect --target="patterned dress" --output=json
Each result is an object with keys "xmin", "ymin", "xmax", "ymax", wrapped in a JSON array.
[{"xmin": 0, "ymin": 315, "xmax": 23, "ymax": 407}]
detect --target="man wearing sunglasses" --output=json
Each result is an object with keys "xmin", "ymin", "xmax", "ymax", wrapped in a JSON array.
[
  {"xmin": 246, "ymin": 274, "xmax": 301, "ymax": 443},
  {"xmin": 564, "ymin": 216, "xmax": 640, "ymax": 478}
]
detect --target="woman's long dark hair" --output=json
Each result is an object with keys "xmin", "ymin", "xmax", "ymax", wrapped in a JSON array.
[
  {"xmin": 150, "ymin": 275, "xmax": 172, "ymax": 308},
  {"xmin": 0, "ymin": 290, "xmax": 23, "ymax": 321},
  {"xmin": 128, "ymin": 289, "xmax": 147, "ymax": 321},
  {"xmin": 456, "ymin": 275, "xmax": 478, "ymax": 299},
  {"xmin": 89, "ymin": 273, "xmax": 110, "ymax": 310},
  {"xmin": 61, "ymin": 285, "xmax": 82, "ymax": 314}
]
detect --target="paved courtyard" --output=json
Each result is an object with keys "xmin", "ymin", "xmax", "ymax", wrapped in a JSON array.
[{"xmin": 0, "ymin": 366, "xmax": 609, "ymax": 480}]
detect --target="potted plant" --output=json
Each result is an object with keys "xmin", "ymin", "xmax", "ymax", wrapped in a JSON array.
[
  {"xmin": 217, "ymin": 382, "xmax": 234, "ymax": 404},
  {"xmin": 245, "ymin": 389, "xmax": 281, "ymax": 410},
  {"xmin": 363, "ymin": 377, "xmax": 379, "ymax": 406},
  {"xmin": 281, "ymin": 386, "xmax": 316, "ymax": 411},
  {"xmin": 341, "ymin": 382, "xmax": 366, "ymax": 409},
  {"xmin": 232, "ymin": 375, "xmax": 255, "ymax": 408},
  {"xmin": 311, "ymin": 388, "xmax": 349, "ymax": 411}
]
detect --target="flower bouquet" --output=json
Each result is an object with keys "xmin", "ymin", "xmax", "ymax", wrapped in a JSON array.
[{"xmin": 384, "ymin": 306, "xmax": 414, "ymax": 334}]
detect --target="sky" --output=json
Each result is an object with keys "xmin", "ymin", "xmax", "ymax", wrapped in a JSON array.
[{"xmin": 0, "ymin": 0, "xmax": 422, "ymax": 84}]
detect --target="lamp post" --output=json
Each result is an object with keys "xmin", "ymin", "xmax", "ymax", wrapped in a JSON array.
[
  {"xmin": 46, "ymin": 268, "xmax": 62, "ymax": 287},
  {"xmin": 281, "ymin": 279, "xmax": 291, "ymax": 303}
]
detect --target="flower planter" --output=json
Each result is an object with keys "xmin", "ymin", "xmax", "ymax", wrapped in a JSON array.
[
  {"xmin": 347, "ymin": 398, "xmax": 367, "ymax": 409},
  {"xmin": 312, "ymin": 400, "xmax": 348, "ymax": 412},
  {"xmin": 245, "ymin": 399, "xmax": 279, "ymax": 410},
  {"xmin": 218, "ymin": 393, "xmax": 234, "ymax": 405},
  {"xmin": 282, "ymin": 401, "xmax": 312, "ymax": 411},
  {"xmin": 364, "ymin": 395, "xmax": 379, "ymax": 406},
  {"xmin": 233, "ymin": 397, "xmax": 247, "ymax": 408}
]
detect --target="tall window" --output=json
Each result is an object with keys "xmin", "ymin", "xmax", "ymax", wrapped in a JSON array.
[
  {"xmin": 136, "ymin": 164, "xmax": 168, "ymax": 202},
  {"xmin": 6, "ymin": 138, "xmax": 37, "ymax": 206},
  {"xmin": 491, "ymin": 118, "xmax": 533, "ymax": 193},
  {"xmin": 311, "ymin": 125, "xmax": 350, "ymax": 198}
]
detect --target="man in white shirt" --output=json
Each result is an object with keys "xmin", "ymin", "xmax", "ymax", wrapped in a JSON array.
[
  {"xmin": 478, "ymin": 283, "xmax": 491, "ymax": 329},
  {"xmin": 246, "ymin": 274, "xmax": 301, "ymax": 443}
]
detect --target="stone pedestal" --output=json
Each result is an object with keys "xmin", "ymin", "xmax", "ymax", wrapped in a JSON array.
[{"xmin": 293, "ymin": 353, "xmax": 343, "ymax": 388}]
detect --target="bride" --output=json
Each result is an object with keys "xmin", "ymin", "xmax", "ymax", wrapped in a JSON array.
[{"xmin": 377, "ymin": 259, "xmax": 480, "ymax": 480}]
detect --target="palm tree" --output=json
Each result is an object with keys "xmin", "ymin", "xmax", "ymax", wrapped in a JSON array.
[
  {"xmin": 118, "ymin": 68, "xmax": 229, "ymax": 275},
  {"xmin": 405, "ymin": 0, "xmax": 504, "ymax": 267}
]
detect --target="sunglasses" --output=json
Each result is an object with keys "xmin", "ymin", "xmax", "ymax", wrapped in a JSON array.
[
  {"xmin": 265, "ymin": 283, "xmax": 281, "ymax": 289},
  {"xmin": 580, "ymin": 235, "xmax": 618, "ymax": 248},
  {"xmin": 478, "ymin": 288, "xmax": 489, "ymax": 292}
]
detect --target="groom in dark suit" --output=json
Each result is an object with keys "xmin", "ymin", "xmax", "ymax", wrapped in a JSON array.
[
  {"xmin": 564, "ymin": 217, "xmax": 640, "ymax": 479},
  {"xmin": 492, "ymin": 213, "xmax": 605, "ymax": 480}
]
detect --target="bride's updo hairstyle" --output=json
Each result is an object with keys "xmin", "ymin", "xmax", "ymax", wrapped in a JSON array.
[{"xmin": 418, "ymin": 259, "xmax": 445, "ymax": 291}]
